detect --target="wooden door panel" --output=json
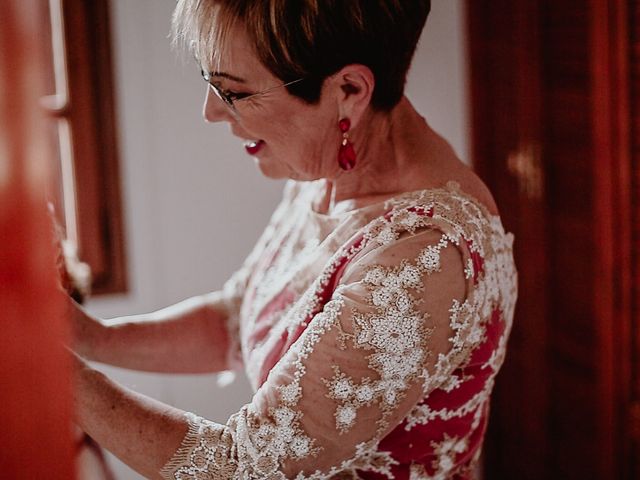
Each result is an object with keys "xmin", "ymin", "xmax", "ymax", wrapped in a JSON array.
[
  {"xmin": 468, "ymin": 0, "xmax": 638, "ymax": 478},
  {"xmin": 468, "ymin": 1, "xmax": 549, "ymax": 479}
]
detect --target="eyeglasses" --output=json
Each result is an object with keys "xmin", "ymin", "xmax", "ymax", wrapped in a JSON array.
[{"xmin": 201, "ymin": 69, "xmax": 304, "ymax": 115}]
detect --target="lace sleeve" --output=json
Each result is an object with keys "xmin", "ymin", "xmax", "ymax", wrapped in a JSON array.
[{"xmin": 160, "ymin": 225, "xmax": 477, "ymax": 479}]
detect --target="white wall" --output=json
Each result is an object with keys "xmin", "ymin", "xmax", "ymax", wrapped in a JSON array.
[
  {"xmin": 85, "ymin": 1, "xmax": 468, "ymax": 478},
  {"xmin": 407, "ymin": 0, "xmax": 470, "ymax": 164}
]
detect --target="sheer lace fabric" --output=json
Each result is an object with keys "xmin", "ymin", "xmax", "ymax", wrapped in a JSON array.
[{"xmin": 159, "ymin": 180, "xmax": 518, "ymax": 480}]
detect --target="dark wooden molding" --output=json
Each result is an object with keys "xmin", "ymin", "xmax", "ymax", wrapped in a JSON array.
[{"xmin": 47, "ymin": 0, "xmax": 127, "ymax": 295}]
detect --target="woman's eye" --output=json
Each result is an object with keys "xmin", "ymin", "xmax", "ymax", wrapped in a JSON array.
[
  {"xmin": 214, "ymin": 83, "xmax": 250, "ymax": 102},
  {"xmin": 225, "ymin": 90, "xmax": 250, "ymax": 101}
]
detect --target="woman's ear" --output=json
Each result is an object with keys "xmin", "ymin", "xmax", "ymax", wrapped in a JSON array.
[{"xmin": 332, "ymin": 64, "xmax": 375, "ymax": 127}]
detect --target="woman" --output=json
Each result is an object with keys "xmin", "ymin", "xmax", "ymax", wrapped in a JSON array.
[{"xmin": 69, "ymin": 1, "xmax": 518, "ymax": 479}]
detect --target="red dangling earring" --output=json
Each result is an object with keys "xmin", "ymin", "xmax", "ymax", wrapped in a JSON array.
[{"xmin": 338, "ymin": 118, "xmax": 356, "ymax": 171}]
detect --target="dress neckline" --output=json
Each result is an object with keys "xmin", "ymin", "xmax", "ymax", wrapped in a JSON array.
[{"xmin": 306, "ymin": 180, "xmax": 502, "ymax": 223}]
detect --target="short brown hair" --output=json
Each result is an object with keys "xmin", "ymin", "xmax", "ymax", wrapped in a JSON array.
[{"xmin": 172, "ymin": 0, "xmax": 431, "ymax": 111}]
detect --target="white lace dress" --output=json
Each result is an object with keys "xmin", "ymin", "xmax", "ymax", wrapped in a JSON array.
[{"xmin": 159, "ymin": 179, "xmax": 518, "ymax": 480}]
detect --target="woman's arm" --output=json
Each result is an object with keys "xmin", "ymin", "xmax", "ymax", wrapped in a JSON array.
[
  {"xmin": 78, "ymin": 225, "xmax": 484, "ymax": 480},
  {"xmin": 70, "ymin": 292, "xmax": 235, "ymax": 373},
  {"xmin": 70, "ymin": 351, "xmax": 188, "ymax": 480},
  {"xmin": 70, "ymin": 228, "xmax": 467, "ymax": 480}
]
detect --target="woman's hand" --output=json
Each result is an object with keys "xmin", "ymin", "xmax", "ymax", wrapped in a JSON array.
[
  {"xmin": 50, "ymin": 203, "xmax": 236, "ymax": 374},
  {"xmin": 48, "ymin": 202, "xmax": 91, "ymax": 302}
]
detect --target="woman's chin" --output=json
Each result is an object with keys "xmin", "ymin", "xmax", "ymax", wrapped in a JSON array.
[{"xmin": 253, "ymin": 157, "xmax": 289, "ymax": 180}]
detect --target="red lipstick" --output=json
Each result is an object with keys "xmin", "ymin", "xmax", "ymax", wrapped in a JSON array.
[{"xmin": 244, "ymin": 140, "xmax": 265, "ymax": 155}]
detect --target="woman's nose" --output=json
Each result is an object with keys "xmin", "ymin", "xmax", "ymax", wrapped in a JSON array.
[{"xmin": 202, "ymin": 87, "xmax": 233, "ymax": 123}]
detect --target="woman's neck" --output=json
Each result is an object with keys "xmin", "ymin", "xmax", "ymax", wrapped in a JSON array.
[{"xmin": 323, "ymin": 96, "xmax": 458, "ymax": 213}]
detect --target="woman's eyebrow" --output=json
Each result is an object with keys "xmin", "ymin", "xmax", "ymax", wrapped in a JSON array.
[{"xmin": 211, "ymin": 71, "xmax": 246, "ymax": 83}]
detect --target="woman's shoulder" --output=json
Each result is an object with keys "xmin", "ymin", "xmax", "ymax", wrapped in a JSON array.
[
  {"xmin": 360, "ymin": 183, "xmax": 494, "ymax": 244},
  {"xmin": 401, "ymin": 166, "xmax": 501, "ymax": 218},
  {"xmin": 353, "ymin": 175, "xmax": 515, "ymax": 268},
  {"xmin": 383, "ymin": 174, "xmax": 503, "ymax": 229}
]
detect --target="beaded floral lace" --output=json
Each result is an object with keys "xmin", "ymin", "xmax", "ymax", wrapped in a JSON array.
[{"xmin": 159, "ymin": 180, "xmax": 517, "ymax": 480}]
